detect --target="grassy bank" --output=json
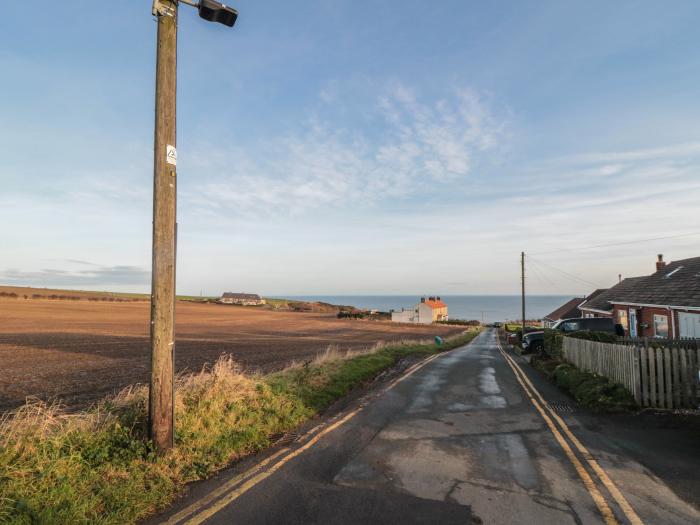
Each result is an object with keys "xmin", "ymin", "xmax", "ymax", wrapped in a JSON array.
[{"xmin": 0, "ymin": 330, "xmax": 479, "ymax": 524}]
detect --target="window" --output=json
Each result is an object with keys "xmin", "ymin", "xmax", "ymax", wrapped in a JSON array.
[
  {"xmin": 653, "ymin": 314, "xmax": 669, "ymax": 338},
  {"xmin": 562, "ymin": 321, "xmax": 580, "ymax": 332},
  {"xmin": 617, "ymin": 309, "xmax": 628, "ymax": 330}
]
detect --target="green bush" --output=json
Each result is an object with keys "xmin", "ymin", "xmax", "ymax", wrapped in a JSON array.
[
  {"xmin": 552, "ymin": 364, "xmax": 637, "ymax": 412},
  {"xmin": 530, "ymin": 354, "xmax": 563, "ymax": 378},
  {"xmin": 543, "ymin": 329, "xmax": 563, "ymax": 357},
  {"xmin": 567, "ymin": 330, "xmax": 618, "ymax": 343},
  {"xmin": 544, "ymin": 329, "xmax": 618, "ymax": 357}
]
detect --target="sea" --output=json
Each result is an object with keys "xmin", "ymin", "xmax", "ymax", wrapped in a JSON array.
[{"xmin": 286, "ymin": 295, "xmax": 572, "ymax": 323}]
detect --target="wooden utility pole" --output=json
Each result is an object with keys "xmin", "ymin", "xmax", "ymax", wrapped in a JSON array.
[
  {"xmin": 149, "ymin": 0, "xmax": 178, "ymax": 452},
  {"xmin": 521, "ymin": 251, "xmax": 526, "ymax": 338}
]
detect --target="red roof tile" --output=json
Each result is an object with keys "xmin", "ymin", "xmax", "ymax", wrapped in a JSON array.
[{"xmin": 424, "ymin": 300, "xmax": 447, "ymax": 309}]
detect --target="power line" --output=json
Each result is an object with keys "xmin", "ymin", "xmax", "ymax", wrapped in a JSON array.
[
  {"xmin": 528, "ymin": 256, "xmax": 605, "ymax": 289},
  {"xmin": 529, "ymin": 260, "xmax": 564, "ymax": 294},
  {"xmin": 530, "ymin": 231, "xmax": 700, "ymax": 256}
]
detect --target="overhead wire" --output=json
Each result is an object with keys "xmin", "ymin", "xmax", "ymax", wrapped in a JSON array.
[
  {"xmin": 529, "ymin": 231, "xmax": 700, "ymax": 256},
  {"xmin": 528, "ymin": 259, "xmax": 565, "ymax": 294},
  {"xmin": 527, "ymin": 256, "xmax": 605, "ymax": 289}
]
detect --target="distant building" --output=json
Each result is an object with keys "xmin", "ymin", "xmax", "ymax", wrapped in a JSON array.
[
  {"xmin": 391, "ymin": 296, "xmax": 448, "ymax": 324},
  {"xmin": 219, "ymin": 292, "xmax": 266, "ymax": 306}
]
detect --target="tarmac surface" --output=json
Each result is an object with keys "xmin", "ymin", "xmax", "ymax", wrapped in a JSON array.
[{"xmin": 152, "ymin": 328, "xmax": 700, "ymax": 525}]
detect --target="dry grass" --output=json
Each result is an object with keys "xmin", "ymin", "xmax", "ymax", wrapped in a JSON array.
[
  {"xmin": 0, "ymin": 357, "xmax": 310, "ymax": 524},
  {"xmin": 0, "ymin": 329, "xmax": 479, "ymax": 524}
]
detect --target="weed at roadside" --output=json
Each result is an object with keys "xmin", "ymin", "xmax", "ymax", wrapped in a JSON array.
[{"xmin": 0, "ymin": 330, "xmax": 479, "ymax": 524}]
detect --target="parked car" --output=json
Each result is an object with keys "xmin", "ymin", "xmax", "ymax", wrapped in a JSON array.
[
  {"xmin": 506, "ymin": 326, "xmax": 541, "ymax": 345},
  {"xmin": 521, "ymin": 331, "xmax": 544, "ymax": 354},
  {"xmin": 551, "ymin": 317, "xmax": 623, "ymax": 335}
]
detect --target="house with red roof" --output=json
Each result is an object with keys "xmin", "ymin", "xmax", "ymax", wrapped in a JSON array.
[
  {"xmin": 391, "ymin": 296, "xmax": 448, "ymax": 324},
  {"xmin": 542, "ymin": 297, "xmax": 584, "ymax": 328},
  {"xmin": 579, "ymin": 255, "xmax": 700, "ymax": 339}
]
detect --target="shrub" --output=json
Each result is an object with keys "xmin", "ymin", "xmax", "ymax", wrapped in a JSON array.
[
  {"xmin": 530, "ymin": 354, "xmax": 563, "ymax": 378},
  {"xmin": 544, "ymin": 329, "xmax": 618, "ymax": 357},
  {"xmin": 543, "ymin": 329, "xmax": 563, "ymax": 357},
  {"xmin": 567, "ymin": 330, "xmax": 618, "ymax": 343},
  {"xmin": 552, "ymin": 364, "xmax": 637, "ymax": 412}
]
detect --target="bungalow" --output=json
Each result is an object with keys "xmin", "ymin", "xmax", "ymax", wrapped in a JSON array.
[
  {"xmin": 579, "ymin": 279, "xmax": 647, "ymax": 319},
  {"xmin": 391, "ymin": 296, "xmax": 448, "ymax": 324},
  {"xmin": 542, "ymin": 297, "xmax": 584, "ymax": 328},
  {"xmin": 219, "ymin": 292, "xmax": 266, "ymax": 306},
  {"xmin": 580, "ymin": 255, "xmax": 700, "ymax": 339}
]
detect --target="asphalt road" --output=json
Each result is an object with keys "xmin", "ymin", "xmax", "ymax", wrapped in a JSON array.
[{"xmin": 153, "ymin": 329, "xmax": 700, "ymax": 525}]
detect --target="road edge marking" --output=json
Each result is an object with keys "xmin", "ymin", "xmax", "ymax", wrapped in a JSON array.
[
  {"xmin": 183, "ymin": 406, "xmax": 364, "ymax": 525},
  {"xmin": 496, "ymin": 343, "xmax": 619, "ymax": 525},
  {"xmin": 163, "ymin": 447, "xmax": 290, "ymax": 524},
  {"xmin": 497, "ymin": 344, "xmax": 644, "ymax": 525},
  {"xmin": 169, "ymin": 340, "xmax": 475, "ymax": 525}
]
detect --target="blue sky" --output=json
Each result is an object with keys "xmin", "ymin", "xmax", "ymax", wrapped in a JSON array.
[{"xmin": 1, "ymin": 1, "xmax": 700, "ymax": 295}]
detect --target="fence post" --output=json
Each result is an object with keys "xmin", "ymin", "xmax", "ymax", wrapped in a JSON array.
[
  {"xmin": 693, "ymin": 349, "xmax": 699, "ymax": 407},
  {"xmin": 649, "ymin": 347, "xmax": 657, "ymax": 408},
  {"xmin": 679, "ymin": 349, "xmax": 689, "ymax": 407},
  {"xmin": 656, "ymin": 349, "xmax": 666, "ymax": 409},
  {"xmin": 663, "ymin": 347, "xmax": 673, "ymax": 409},
  {"xmin": 632, "ymin": 346, "xmax": 641, "ymax": 404},
  {"xmin": 671, "ymin": 347, "xmax": 681, "ymax": 408},
  {"xmin": 640, "ymin": 345, "xmax": 649, "ymax": 406}
]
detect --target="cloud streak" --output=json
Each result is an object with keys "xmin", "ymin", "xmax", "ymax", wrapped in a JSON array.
[
  {"xmin": 0, "ymin": 265, "xmax": 149, "ymax": 287},
  {"xmin": 186, "ymin": 85, "xmax": 506, "ymax": 217}
]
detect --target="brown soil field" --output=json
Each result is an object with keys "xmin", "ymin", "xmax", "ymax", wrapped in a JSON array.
[{"xmin": 0, "ymin": 297, "xmax": 462, "ymax": 412}]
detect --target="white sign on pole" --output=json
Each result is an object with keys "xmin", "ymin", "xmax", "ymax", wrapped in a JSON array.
[{"xmin": 166, "ymin": 144, "xmax": 177, "ymax": 166}]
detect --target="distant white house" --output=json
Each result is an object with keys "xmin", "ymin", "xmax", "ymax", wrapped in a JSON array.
[
  {"xmin": 391, "ymin": 297, "xmax": 448, "ymax": 324},
  {"xmin": 219, "ymin": 292, "xmax": 266, "ymax": 306}
]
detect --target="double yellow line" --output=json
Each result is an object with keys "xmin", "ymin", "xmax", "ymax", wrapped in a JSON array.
[
  {"xmin": 496, "ymin": 341, "xmax": 643, "ymax": 525},
  {"xmin": 163, "ymin": 350, "xmax": 446, "ymax": 525}
]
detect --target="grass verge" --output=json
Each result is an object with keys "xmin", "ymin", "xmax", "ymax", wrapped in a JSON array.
[{"xmin": 0, "ymin": 330, "xmax": 479, "ymax": 524}]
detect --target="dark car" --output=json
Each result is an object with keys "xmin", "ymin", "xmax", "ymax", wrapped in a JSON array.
[
  {"xmin": 522, "ymin": 331, "xmax": 544, "ymax": 354},
  {"xmin": 551, "ymin": 317, "xmax": 623, "ymax": 335}
]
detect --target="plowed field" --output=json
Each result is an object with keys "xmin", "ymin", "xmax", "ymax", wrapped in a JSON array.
[{"xmin": 0, "ymin": 297, "xmax": 462, "ymax": 412}]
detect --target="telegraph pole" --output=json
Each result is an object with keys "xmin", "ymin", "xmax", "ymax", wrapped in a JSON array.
[
  {"xmin": 150, "ymin": 0, "xmax": 179, "ymax": 452},
  {"xmin": 521, "ymin": 251, "xmax": 526, "ymax": 339},
  {"xmin": 148, "ymin": 0, "xmax": 238, "ymax": 452}
]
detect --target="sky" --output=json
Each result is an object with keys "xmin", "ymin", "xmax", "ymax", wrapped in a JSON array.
[{"xmin": 1, "ymin": 0, "xmax": 699, "ymax": 296}]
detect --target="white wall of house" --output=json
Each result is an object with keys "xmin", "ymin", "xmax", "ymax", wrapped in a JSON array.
[
  {"xmin": 391, "ymin": 309, "xmax": 416, "ymax": 323},
  {"xmin": 392, "ymin": 301, "xmax": 446, "ymax": 324},
  {"xmin": 417, "ymin": 303, "xmax": 434, "ymax": 324}
]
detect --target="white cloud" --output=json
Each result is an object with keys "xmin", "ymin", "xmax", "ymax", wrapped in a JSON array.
[
  {"xmin": 185, "ymin": 85, "xmax": 506, "ymax": 217},
  {"xmin": 0, "ymin": 265, "xmax": 149, "ymax": 287}
]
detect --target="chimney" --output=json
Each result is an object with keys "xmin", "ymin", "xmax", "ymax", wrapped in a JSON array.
[
  {"xmin": 618, "ymin": 274, "xmax": 622, "ymax": 283},
  {"xmin": 656, "ymin": 254, "xmax": 666, "ymax": 272},
  {"xmin": 420, "ymin": 297, "xmax": 425, "ymax": 303}
]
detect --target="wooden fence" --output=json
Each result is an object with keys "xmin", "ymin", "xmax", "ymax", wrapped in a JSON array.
[{"xmin": 562, "ymin": 337, "xmax": 699, "ymax": 409}]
